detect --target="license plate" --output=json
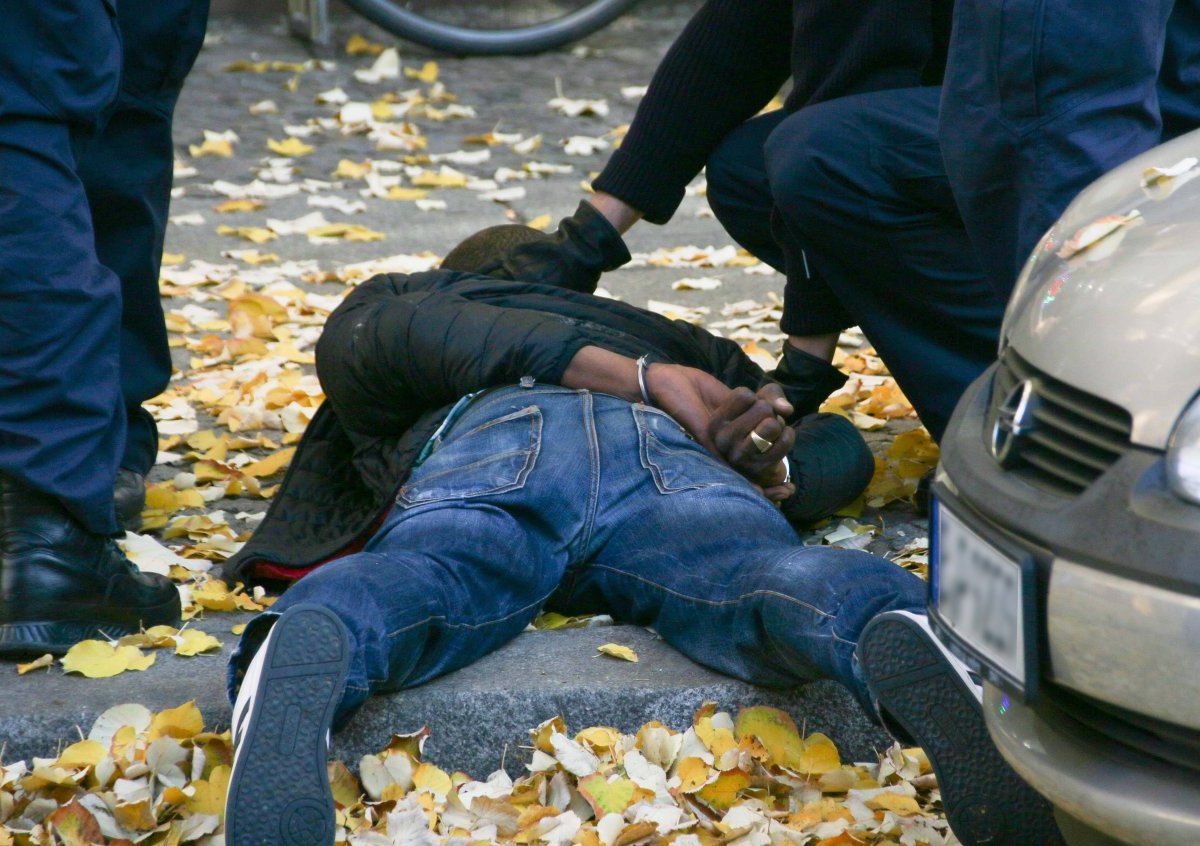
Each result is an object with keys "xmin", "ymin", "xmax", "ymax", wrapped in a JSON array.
[{"xmin": 930, "ymin": 497, "xmax": 1038, "ymax": 699}]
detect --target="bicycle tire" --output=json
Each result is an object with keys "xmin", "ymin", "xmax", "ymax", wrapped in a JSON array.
[{"xmin": 340, "ymin": 0, "xmax": 643, "ymax": 55}]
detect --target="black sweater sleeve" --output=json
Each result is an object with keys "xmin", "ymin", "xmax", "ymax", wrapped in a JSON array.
[
  {"xmin": 315, "ymin": 271, "xmax": 592, "ymax": 436},
  {"xmin": 591, "ymin": 0, "xmax": 791, "ymax": 224}
]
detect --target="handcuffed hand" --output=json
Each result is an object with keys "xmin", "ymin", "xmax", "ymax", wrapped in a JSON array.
[
  {"xmin": 707, "ymin": 383, "xmax": 796, "ymax": 501},
  {"xmin": 643, "ymin": 362, "xmax": 733, "ymax": 453}
]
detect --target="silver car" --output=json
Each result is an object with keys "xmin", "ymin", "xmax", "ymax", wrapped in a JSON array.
[{"xmin": 930, "ymin": 129, "xmax": 1200, "ymax": 846}]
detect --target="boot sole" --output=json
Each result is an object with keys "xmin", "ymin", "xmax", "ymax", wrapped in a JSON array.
[
  {"xmin": 0, "ymin": 595, "xmax": 182, "ymax": 656},
  {"xmin": 858, "ymin": 613, "xmax": 1064, "ymax": 846},
  {"xmin": 225, "ymin": 605, "xmax": 350, "ymax": 846}
]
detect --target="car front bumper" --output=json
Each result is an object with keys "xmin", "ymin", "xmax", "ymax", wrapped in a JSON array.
[
  {"xmin": 938, "ymin": 364, "xmax": 1200, "ymax": 844},
  {"xmin": 984, "ymin": 685, "xmax": 1200, "ymax": 846}
]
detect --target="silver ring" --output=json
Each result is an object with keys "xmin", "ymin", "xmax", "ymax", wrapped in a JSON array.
[{"xmin": 749, "ymin": 431, "xmax": 774, "ymax": 453}]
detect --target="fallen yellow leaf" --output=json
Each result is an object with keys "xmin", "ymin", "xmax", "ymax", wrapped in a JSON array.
[
  {"xmin": 307, "ymin": 223, "xmax": 386, "ymax": 242},
  {"xmin": 61, "ymin": 641, "xmax": 155, "ymax": 679},
  {"xmin": 334, "ymin": 158, "xmax": 372, "ymax": 180},
  {"xmin": 346, "ymin": 33, "xmax": 386, "ymax": 56},
  {"xmin": 695, "ymin": 769, "xmax": 751, "ymax": 811},
  {"xmin": 242, "ymin": 446, "xmax": 296, "ymax": 479},
  {"xmin": 404, "ymin": 61, "xmax": 439, "ymax": 83},
  {"xmin": 675, "ymin": 756, "xmax": 713, "ymax": 793},
  {"xmin": 866, "ymin": 791, "xmax": 923, "ymax": 816},
  {"xmin": 174, "ymin": 629, "xmax": 222, "ymax": 657},
  {"xmin": 186, "ymin": 765, "xmax": 231, "ymax": 816},
  {"xmin": 189, "ymin": 138, "xmax": 234, "ymax": 158},
  {"xmin": 233, "ymin": 250, "xmax": 280, "ymax": 266},
  {"xmin": 56, "ymin": 740, "xmax": 106, "ymax": 769},
  {"xmin": 577, "ymin": 773, "xmax": 636, "ymax": 816},
  {"xmin": 410, "ymin": 168, "xmax": 469, "ymax": 188},
  {"xmin": 150, "ymin": 701, "xmax": 205, "ymax": 740},
  {"xmin": 216, "ymin": 225, "xmax": 278, "ymax": 244},
  {"xmin": 385, "ymin": 186, "xmax": 431, "ymax": 201},
  {"xmin": 17, "ymin": 653, "xmax": 54, "ymax": 674},
  {"xmin": 412, "ymin": 762, "xmax": 452, "ymax": 797},
  {"xmin": 596, "ymin": 643, "xmax": 638, "ymax": 663},
  {"xmin": 213, "ymin": 198, "xmax": 265, "ymax": 214},
  {"xmin": 267, "ymin": 137, "xmax": 315, "ymax": 157}
]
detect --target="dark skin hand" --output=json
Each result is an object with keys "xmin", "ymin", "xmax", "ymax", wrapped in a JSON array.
[
  {"xmin": 562, "ymin": 346, "xmax": 794, "ymax": 502},
  {"xmin": 707, "ymin": 384, "xmax": 796, "ymax": 502},
  {"xmin": 643, "ymin": 362, "xmax": 733, "ymax": 454}
]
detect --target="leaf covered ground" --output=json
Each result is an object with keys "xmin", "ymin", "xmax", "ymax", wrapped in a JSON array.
[{"xmin": 1, "ymin": 701, "xmax": 961, "ymax": 846}]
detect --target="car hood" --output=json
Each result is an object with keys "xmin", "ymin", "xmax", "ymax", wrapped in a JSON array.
[{"xmin": 1003, "ymin": 129, "xmax": 1200, "ymax": 449}]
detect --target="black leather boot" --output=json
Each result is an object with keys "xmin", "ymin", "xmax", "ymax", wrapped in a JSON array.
[
  {"xmin": 114, "ymin": 468, "xmax": 147, "ymax": 531},
  {"xmin": 0, "ymin": 474, "xmax": 181, "ymax": 655}
]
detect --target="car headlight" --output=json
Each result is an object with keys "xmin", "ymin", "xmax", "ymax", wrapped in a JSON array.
[{"xmin": 1167, "ymin": 393, "xmax": 1200, "ymax": 504}]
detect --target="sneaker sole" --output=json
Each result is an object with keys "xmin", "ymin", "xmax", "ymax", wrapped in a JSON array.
[
  {"xmin": 225, "ymin": 605, "xmax": 350, "ymax": 846},
  {"xmin": 859, "ymin": 613, "xmax": 1064, "ymax": 846}
]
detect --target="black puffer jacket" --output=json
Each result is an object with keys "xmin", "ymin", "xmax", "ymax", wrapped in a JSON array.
[{"xmin": 225, "ymin": 206, "xmax": 869, "ymax": 582}]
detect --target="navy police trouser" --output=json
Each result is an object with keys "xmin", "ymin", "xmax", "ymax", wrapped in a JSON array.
[
  {"xmin": 705, "ymin": 90, "xmax": 1006, "ymax": 441},
  {"xmin": 0, "ymin": 0, "xmax": 208, "ymax": 534},
  {"xmin": 940, "ymin": 0, "xmax": 1200, "ymax": 296}
]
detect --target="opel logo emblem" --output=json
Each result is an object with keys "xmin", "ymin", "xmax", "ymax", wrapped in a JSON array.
[{"xmin": 991, "ymin": 380, "xmax": 1039, "ymax": 465}]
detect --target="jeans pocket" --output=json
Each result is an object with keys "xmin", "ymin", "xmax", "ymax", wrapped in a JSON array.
[
  {"xmin": 632, "ymin": 405, "xmax": 732, "ymax": 494},
  {"xmin": 397, "ymin": 406, "xmax": 542, "ymax": 506}
]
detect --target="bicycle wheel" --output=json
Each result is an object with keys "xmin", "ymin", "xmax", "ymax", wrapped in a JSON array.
[{"xmin": 341, "ymin": 0, "xmax": 643, "ymax": 55}]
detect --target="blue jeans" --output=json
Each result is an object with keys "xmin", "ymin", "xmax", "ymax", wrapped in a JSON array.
[{"xmin": 230, "ymin": 386, "xmax": 924, "ymax": 729}]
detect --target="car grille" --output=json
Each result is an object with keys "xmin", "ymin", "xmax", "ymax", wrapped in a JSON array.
[{"xmin": 988, "ymin": 350, "xmax": 1133, "ymax": 495}]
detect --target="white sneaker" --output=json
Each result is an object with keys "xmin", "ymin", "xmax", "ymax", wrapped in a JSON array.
[
  {"xmin": 225, "ymin": 604, "xmax": 350, "ymax": 846},
  {"xmin": 857, "ymin": 610, "xmax": 1063, "ymax": 846}
]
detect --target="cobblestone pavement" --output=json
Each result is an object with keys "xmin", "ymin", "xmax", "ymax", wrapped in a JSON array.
[{"xmin": 161, "ymin": 2, "xmax": 930, "ymax": 562}]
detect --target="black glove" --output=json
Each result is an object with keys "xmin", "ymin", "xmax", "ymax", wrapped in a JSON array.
[
  {"xmin": 763, "ymin": 343, "xmax": 848, "ymax": 422},
  {"xmin": 484, "ymin": 201, "xmax": 631, "ymax": 293}
]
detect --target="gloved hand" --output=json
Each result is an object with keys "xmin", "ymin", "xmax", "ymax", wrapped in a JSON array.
[
  {"xmin": 762, "ymin": 342, "xmax": 848, "ymax": 422},
  {"xmin": 481, "ymin": 200, "xmax": 631, "ymax": 293}
]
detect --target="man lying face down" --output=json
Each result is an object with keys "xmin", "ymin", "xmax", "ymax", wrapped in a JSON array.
[{"xmin": 220, "ymin": 203, "xmax": 1062, "ymax": 846}]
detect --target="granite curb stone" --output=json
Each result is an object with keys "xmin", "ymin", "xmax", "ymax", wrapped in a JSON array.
[{"xmin": 0, "ymin": 622, "xmax": 890, "ymax": 777}]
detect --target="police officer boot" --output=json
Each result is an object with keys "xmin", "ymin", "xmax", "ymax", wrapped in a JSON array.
[
  {"xmin": 114, "ymin": 468, "xmax": 147, "ymax": 531},
  {"xmin": 0, "ymin": 474, "xmax": 181, "ymax": 656}
]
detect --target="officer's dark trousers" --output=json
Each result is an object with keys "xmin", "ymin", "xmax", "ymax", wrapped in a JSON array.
[
  {"xmin": 705, "ymin": 88, "xmax": 1005, "ymax": 440},
  {"xmin": 0, "ymin": 0, "xmax": 208, "ymax": 534},
  {"xmin": 940, "ymin": 0, "xmax": 1200, "ymax": 296}
]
